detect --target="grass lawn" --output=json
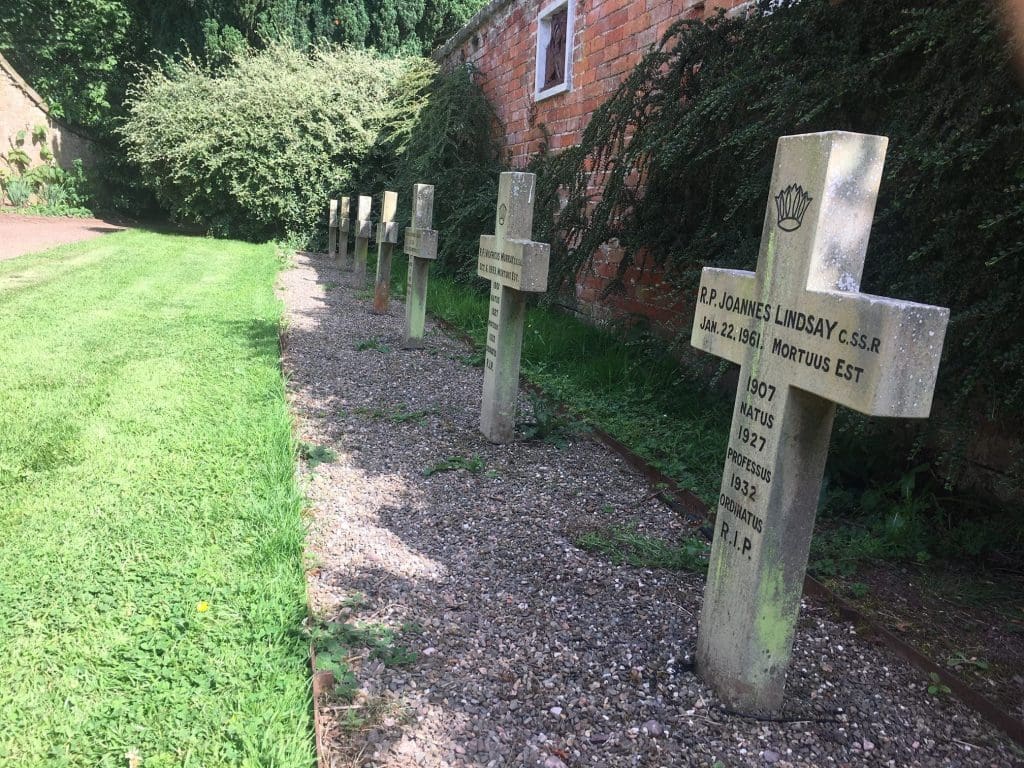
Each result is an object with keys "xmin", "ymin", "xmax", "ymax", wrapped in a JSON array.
[{"xmin": 0, "ymin": 232, "xmax": 313, "ymax": 767}]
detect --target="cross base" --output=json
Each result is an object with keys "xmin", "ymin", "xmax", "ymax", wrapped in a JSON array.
[
  {"xmin": 480, "ymin": 282, "xmax": 527, "ymax": 443},
  {"xmin": 403, "ymin": 256, "xmax": 431, "ymax": 348},
  {"xmin": 353, "ymin": 237, "xmax": 369, "ymax": 286},
  {"xmin": 697, "ymin": 387, "xmax": 836, "ymax": 716},
  {"xmin": 373, "ymin": 242, "xmax": 394, "ymax": 314}
]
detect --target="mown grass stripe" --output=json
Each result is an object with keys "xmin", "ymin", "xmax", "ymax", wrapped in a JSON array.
[{"xmin": 0, "ymin": 231, "xmax": 313, "ymax": 767}]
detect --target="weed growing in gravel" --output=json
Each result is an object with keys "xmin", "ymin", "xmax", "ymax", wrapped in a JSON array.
[
  {"xmin": 457, "ymin": 350, "xmax": 486, "ymax": 367},
  {"xmin": 356, "ymin": 338, "xmax": 391, "ymax": 353},
  {"xmin": 343, "ymin": 591, "xmax": 367, "ymax": 609},
  {"xmin": 520, "ymin": 391, "xmax": 581, "ymax": 448},
  {"xmin": 577, "ymin": 525, "xmax": 709, "ymax": 572},
  {"xmin": 946, "ymin": 653, "xmax": 990, "ymax": 672},
  {"xmin": 299, "ymin": 441, "xmax": 338, "ymax": 468},
  {"xmin": 351, "ymin": 405, "xmax": 435, "ymax": 424},
  {"xmin": 846, "ymin": 582, "xmax": 870, "ymax": 599},
  {"xmin": 388, "ymin": 405, "xmax": 435, "ymax": 424},
  {"xmin": 310, "ymin": 620, "xmax": 418, "ymax": 702},
  {"xmin": 392, "ymin": 409, "xmax": 431, "ymax": 424},
  {"xmin": 927, "ymin": 672, "xmax": 952, "ymax": 696},
  {"xmin": 423, "ymin": 455, "xmax": 485, "ymax": 477},
  {"xmin": 324, "ymin": 281, "xmax": 339, "ymax": 290}
]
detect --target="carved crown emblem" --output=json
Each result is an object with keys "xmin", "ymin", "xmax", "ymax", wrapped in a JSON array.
[{"xmin": 774, "ymin": 184, "xmax": 813, "ymax": 232}]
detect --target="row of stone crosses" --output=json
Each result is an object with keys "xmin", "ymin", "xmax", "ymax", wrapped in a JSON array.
[{"xmin": 327, "ymin": 131, "xmax": 950, "ymax": 719}]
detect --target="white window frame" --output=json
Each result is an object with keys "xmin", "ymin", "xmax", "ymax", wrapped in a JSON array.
[{"xmin": 534, "ymin": 0, "xmax": 574, "ymax": 102}]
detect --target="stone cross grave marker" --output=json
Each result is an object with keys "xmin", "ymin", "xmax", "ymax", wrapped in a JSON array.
[
  {"xmin": 353, "ymin": 195, "xmax": 373, "ymax": 286},
  {"xmin": 402, "ymin": 183, "xmax": 439, "ymax": 349},
  {"xmin": 690, "ymin": 131, "xmax": 949, "ymax": 715},
  {"xmin": 327, "ymin": 198, "xmax": 339, "ymax": 261},
  {"xmin": 373, "ymin": 190, "xmax": 399, "ymax": 314},
  {"xmin": 477, "ymin": 172, "xmax": 550, "ymax": 443},
  {"xmin": 337, "ymin": 196, "xmax": 350, "ymax": 269}
]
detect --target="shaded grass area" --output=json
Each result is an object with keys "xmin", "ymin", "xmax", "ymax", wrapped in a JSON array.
[
  {"xmin": 409, "ymin": 263, "xmax": 731, "ymax": 503},
  {"xmin": 0, "ymin": 232, "xmax": 313, "ymax": 766}
]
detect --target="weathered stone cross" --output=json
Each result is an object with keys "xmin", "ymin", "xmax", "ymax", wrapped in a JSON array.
[
  {"xmin": 691, "ymin": 131, "xmax": 949, "ymax": 715},
  {"xmin": 373, "ymin": 190, "xmax": 398, "ymax": 314},
  {"xmin": 327, "ymin": 198, "xmax": 339, "ymax": 261},
  {"xmin": 337, "ymin": 196, "xmax": 350, "ymax": 269},
  {"xmin": 402, "ymin": 183, "xmax": 439, "ymax": 349},
  {"xmin": 477, "ymin": 172, "xmax": 550, "ymax": 443},
  {"xmin": 353, "ymin": 195, "xmax": 372, "ymax": 286}
]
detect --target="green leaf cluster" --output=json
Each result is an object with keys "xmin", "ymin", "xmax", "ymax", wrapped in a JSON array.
[
  {"xmin": 0, "ymin": 0, "xmax": 132, "ymax": 129},
  {"xmin": 120, "ymin": 46, "xmax": 432, "ymax": 241}
]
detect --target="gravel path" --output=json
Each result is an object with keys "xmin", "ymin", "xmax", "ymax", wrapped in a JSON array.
[
  {"xmin": 281, "ymin": 250, "xmax": 1021, "ymax": 768},
  {"xmin": 0, "ymin": 213, "xmax": 126, "ymax": 261}
]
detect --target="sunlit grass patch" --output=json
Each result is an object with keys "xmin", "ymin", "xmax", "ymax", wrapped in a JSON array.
[{"xmin": 0, "ymin": 231, "xmax": 313, "ymax": 766}]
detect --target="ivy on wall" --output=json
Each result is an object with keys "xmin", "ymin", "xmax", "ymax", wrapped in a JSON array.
[{"xmin": 525, "ymin": 0, "xmax": 1023, "ymax": 484}]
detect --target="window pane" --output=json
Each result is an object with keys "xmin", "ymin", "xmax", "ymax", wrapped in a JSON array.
[{"xmin": 542, "ymin": 7, "xmax": 568, "ymax": 90}]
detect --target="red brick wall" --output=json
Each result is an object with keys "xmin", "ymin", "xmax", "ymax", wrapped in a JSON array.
[{"xmin": 435, "ymin": 0, "xmax": 751, "ymax": 332}]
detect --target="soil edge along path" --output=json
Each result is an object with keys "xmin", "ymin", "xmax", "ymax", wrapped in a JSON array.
[
  {"xmin": 281, "ymin": 250, "xmax": 1021, "ymax": 768},
  {"xmin": 0, "ymin": 213, "xmax": 126, "ymax": 261}
]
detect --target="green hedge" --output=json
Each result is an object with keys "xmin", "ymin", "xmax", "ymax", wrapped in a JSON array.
[{"xmin": 121, "ymin": 46, "xmax": 432, "ymax": 242}]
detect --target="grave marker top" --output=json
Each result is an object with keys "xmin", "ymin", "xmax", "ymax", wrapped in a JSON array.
[
  {"xmin": 477, "ymin": 173, "xmax": 550, "ymax": 292},
  {"xmin": 355, "ymin": 195, "xmax": 373, "ymax": 239},
  {"xmin": 404, "ymin": 184, "xmax": 438, "ymax": 261},
  {"xmin": 376, "ymin": 191, "xmax": 399, "ymax": 245},
  {"xmin": 692, "ymin": 132, "xmax": 947, "ymax": 418}
]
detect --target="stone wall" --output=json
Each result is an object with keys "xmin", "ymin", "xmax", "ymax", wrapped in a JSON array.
[
  {"xmin": 435, "ymin": 0, "xmax": 750, "ymax": 332},
  {"xmin": 0, "ymin": 54, "xmax": 97, "ymax": 174}
]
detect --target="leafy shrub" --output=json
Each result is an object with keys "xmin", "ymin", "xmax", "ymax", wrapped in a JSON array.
[
  {"xmin": 357, "ymin": 64, "xmax": 504, "ymax": 281},
  {"xmin": 28, "ymin": 161, "xmax": 92, "ymax": 209},
  {"xmin": 1, "ymin": 160, "xmax": 94, "ymax": 216},
  {"xmin": 121, "ymin": 46, "xmax": 432, "ymax": 242}
]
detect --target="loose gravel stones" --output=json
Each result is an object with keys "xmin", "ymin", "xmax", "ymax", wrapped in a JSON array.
[{"xmin": 280, "ymin": 251, "xmax": 1021, "ymax": 767}]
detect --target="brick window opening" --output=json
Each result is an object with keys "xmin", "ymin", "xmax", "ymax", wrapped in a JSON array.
[{"xmin": 535, "ymin": 0, "xmax": 573, "ymax": 100}]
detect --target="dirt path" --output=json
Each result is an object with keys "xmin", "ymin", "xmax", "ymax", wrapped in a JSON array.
[{"xmin": 0, "ymin": 213, "xmax": 126, "ymax": 261}]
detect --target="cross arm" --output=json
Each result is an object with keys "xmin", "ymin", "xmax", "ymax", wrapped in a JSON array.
[
  {"xmin": 477, "ymin": 235, "xmax": 550, "ymax": 292},
  {"xmin": 791, "ymin": 291, "xmax": 949, "ymax": 418},
  {"xmin": 404, "ymin": 227, "xmax": 438, "ymax": 260},
  {"xmin": 355, "ymin": 220, "xmax": 373, "ymax": 239},
  {"xmin": 376, "ymin": 221, "xmax": 399, "ymax": 244},
  {"xmin": 690, "ymin": 267, "xmax": 759, "ymax": 366}
]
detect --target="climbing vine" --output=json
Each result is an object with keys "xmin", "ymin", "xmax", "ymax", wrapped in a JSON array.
[{"xmin": 528, "ymin": 0, "xmax": 1024, "ymax": 486}]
